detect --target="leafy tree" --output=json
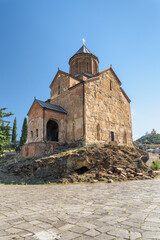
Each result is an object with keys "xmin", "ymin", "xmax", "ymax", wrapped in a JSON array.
[
  {"xmin": 20, "ymin": 117, "xmax": 28, "ymax": 146},
  {"xmin": 135, "ymin": 132, "xmax": 160, "ymax": 145},
  {"xmin": 11, "ymin": 117, "xmax": 17, "ymax": 144},
  {"xmin": 0, "ymin": 108, "xmax": 13, "ymax": 154},
  {"xmin": 5, "ymin": 124, "xmax": 11, "ymax": 143}
]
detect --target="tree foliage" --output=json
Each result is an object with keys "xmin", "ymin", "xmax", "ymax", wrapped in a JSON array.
[
  {"xmin": 20, "ymin": 117, "xmax": 28, "ymax": 146},
  {"xmin": 135, "ymin": 133, "xmax": 160, "ymax": 145},
  {"xmin": 0, "ymin": 108, "xmax": 13, "ymax": 154},
  {"xmin": 11, "ymin": 117, "xmax": 17, "ymax": 144}
]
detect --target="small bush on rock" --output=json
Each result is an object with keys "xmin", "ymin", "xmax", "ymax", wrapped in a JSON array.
[{"xmin": 151, "ymin": 160, "xmax": 160, "ymax": 170}]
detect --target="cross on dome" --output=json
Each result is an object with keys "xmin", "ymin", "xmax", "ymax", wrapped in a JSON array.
[{"xmin": 82, "ymin": 38, "xmax": 85, "ymax": 45}]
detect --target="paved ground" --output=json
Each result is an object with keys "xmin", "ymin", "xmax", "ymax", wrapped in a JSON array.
[{"xmin": 0, "ymin": 179, "xmax": 160, "ymax": 240}]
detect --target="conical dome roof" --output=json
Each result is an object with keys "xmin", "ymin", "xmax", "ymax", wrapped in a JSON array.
[{"xmin": 69, "ymin": 45, "xmax": 99, "ymax": 63}]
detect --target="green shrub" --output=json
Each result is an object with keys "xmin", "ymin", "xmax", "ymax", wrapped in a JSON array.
[{"xmin": 151, "ymin": 161, "xmax": 160, "ymax": 170}]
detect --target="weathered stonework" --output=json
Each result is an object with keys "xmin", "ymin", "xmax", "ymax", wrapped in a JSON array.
[
  {"xmin": 27, "ymin": 100, "xmax": 67, "ymax": 143},
  {"xmin": 69, "ymin": 53, "xmax": 99, "ymax": 76},
  {"xmin": 25, "ymin": 44, "xmax": 133, "ymax": 157},
  {"xmin": 84, "ymin": 69, "xmax": 132, "ymax": 146},
  {"xmin": 27, "ymin": 101, "xmax": 44, "ymax": 143},
  {"xmin": 50, "ymin": 73, "xmax": 84, "ymax": 142},
  {"xmin": 21, "ymin": 142, "xmax": 57, "ymax": 157}
]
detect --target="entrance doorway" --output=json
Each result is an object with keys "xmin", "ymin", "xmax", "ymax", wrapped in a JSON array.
[{"xmin": 47, "ymin": 120, "xmax": 59, "ymax": 141}]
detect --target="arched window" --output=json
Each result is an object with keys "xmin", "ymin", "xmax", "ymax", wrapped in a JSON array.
[
  {"xmin": 110, "ymin": 80, "xmax": 112, "ymax": 91},
  {"xmin": 31, "ymin": 131, "xmax": 33, "ymax": 138},
  {"xmin": 36, "ymin": 129, "xmax": 38, "ymax": 137},
  {"xmin": 97, "ymin": 124, "xmax": 100, "ymax": 140},
  {"xmin": 79, "ymin": 63, "xmax": 81, "ymax": 73},
  {"xmin": 72, "ymin": 122, "xmax": 75, "ymax": 141},
  {"xmin": 58, "ymin": 85, "xmax": 60, "ymax": 95},
  {"xmin": 111, "ymin": 131, "xmax": 114, "ymax": 141},
  {"xmin": 87, "ymin": 62, "xmax": 89, "ymax": 73},
  {"xmin": 123, "ymin": 131, "xmax": 127, "ymax": 144},
  {"xmin": 94, "ymin": 61, "xmax": 97, "ymax": 73}
]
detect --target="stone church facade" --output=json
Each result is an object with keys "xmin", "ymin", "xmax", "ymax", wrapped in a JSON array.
[{"xmin": 25, "ymin": 44, "xmax": 133, "ymax": 156}]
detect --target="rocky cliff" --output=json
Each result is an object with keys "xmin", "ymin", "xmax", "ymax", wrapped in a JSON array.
[{"xmin": 0, "ymin": 144, "xmax": 155, "ymax": 184}]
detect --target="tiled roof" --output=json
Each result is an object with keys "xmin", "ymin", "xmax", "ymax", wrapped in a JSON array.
[
  {"xmin": 69, "ymin": 45, "xmax": 99, "ymax": 62},
  {"xmin": 75, "ymin": 45, "xmax": 95, "ymax": 55},
  {"xmin": 73, "ymin": 72, "xmax": 93, "ymax": 78},
  {"xmin": 36, "ymin": 99, "xmax": 67, "ymax": 114}
]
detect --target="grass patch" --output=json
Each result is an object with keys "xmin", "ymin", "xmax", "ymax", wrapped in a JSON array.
[{"xmin": 151, "ymin": 160, "xmax": 160, "ymax": 170}]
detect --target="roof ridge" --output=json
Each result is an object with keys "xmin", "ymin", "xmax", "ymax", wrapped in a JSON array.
[{"xmin": 35, "ymin": 99, "xmax": 67, "ymax": 114}]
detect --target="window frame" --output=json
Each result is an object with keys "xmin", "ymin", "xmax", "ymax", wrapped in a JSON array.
[
  {"xmin": 58, "ymin": 85, "xmax": 60, "ymax": 95},
  {"xmin": 111, "ymin": 131, "xmax": 114, "ymax": 141},
  {"xmin": 79, "ymin": 63, "xmax": 81, "ymax": 73},
  {"xmin": 110, "ymin": 80, "xmax": 112, "ymax": 91},
  {"xmin": 31, "ymin": 131, "xmax": 33, "ymax": 138}
]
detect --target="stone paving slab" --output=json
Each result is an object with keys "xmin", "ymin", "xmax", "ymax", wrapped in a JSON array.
[{"xmin": 0, "ymin": 179, "xmax": 160, "ymax": 239}]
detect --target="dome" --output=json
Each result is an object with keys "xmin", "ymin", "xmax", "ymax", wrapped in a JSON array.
[
  {"xmin": 69, "ymin": 45, "xmax": 99, "ymax": 64},
  {"xmin": 69, "ymin": 45, "xmax": 99, "ymax": 76}
]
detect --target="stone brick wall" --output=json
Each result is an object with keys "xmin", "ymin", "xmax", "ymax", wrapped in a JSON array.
[
  {"xmin": 69, "ymin": 77, "xmax": 80, "ymax": 88},
  {"xmin": 21, "ymin": 142, "xmax": 57, "ymax": 157},
  {"xmin": 84, "ymin": 69, "xmax": 133, "ymax": 146},
  {"xmin": 69, "ymin": 54, "xmax": 99, "ymax": 75},
  {"xmin": 44, "ymin": 109, "xmax": 67, "ymax": 142},
  {"xmin": 27, "ymin": 68, "xmax": 133, "ymax": 147},
  {"xmin": 27, "ymin": 101, "xmax": 44, "ymax": 143},
  {"xmin": 50, "ymin": 72, "xmax": 84, "ymax": 142},
  {"xmin": 50, "ymin": 72, "xmax": 69, "ymax": 99},
  {"xmin": 28, "ymin": 100, "xmax": 67, "ymax": 143}
]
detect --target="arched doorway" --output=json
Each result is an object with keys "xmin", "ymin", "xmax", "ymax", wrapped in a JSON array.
[{"xmin": 47, "ymin": 120, "xmax": 59, "ymax": 141}]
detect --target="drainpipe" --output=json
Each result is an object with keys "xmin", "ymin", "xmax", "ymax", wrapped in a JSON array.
[{"xmin": 43, "ymin": 108, "xmax": 45, "ymax": 141}]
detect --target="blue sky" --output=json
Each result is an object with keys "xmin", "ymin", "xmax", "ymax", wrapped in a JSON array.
[{"xmin": 0, "ymin": 0, "xmax": 160, "ymax": 140}]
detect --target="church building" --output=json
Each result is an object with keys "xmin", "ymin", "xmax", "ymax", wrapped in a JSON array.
[{"xmin": 27, "ymin": 42, "xmax": 133, "ymax": 149}]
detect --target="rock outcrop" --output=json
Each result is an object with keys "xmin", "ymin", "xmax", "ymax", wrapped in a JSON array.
[{"xmin": 0, "ymin": 144, "xmax": 156, "ymax": 184}]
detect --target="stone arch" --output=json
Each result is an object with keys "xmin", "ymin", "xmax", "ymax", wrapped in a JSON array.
[
  {"xmin": 46, "ymin": 119, "xmax": 59, "ymax": 141},
  {"xmin": 97, "ymin": 123, "xmax": 100, "ymax": 141}
]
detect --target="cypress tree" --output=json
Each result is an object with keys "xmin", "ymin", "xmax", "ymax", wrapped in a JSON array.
[
  {"xmin": 11, "ymin": 117, "xmax": 17, "ymax": 144},
  {"xmin": 0, "ymin": 108, "xmax": 13, "ymax": 154},
  {"xmin": 0, "ymin": 122, "xmax": 5, "ymax": 153},
  {"xmin": 20, "ymin": 117, "xmax": 28, "ymax": 146}
]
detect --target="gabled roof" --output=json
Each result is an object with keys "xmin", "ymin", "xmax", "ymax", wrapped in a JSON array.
[
  {"xmin": 84, "ymin": 67, "xmax": 131, "ymax": 103},
  {"xmin": 120, "ymin": 87, "xmax": 131, "ymax": 103},
  {"xmin": 49, "ymin": 70, "xmax": 82, "ymax": 89},
  {"xmin": 36, "ymin": 100, "xmax": 67, "ymax": 113},
  {"xmin": 99, "ymin": 67, "xmax": 122, "ymax": 86},
  {"xmin": 73, "ymin": 72, "xmax": 93, "ymax": 80},
  {"xmin": 69, "ymin": 45, "xmax": 99, "ymax": 63},
  {"xmin": 27, "ymin": 99, "xmax": 67, "ymax": 116},
  {"xmin": 48, "ymin": 67, "xmax": 130, "ymax": 104}
]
